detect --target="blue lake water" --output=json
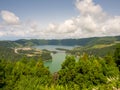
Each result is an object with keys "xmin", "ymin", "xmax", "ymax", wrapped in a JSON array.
[{"xmin": 34, "ymin": 45, "xmax": 74, "ymax": 73}]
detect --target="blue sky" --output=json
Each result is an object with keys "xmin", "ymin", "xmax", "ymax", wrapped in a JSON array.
[
  {"xmin": 0, "ymin": 0, "xmax": 78, "ymax": 25},
  {"xmin": 0, "ymin": 0, "xmax": 120, "ymax": 40},
  {"xmin": 0, "ymin": 0, "xmax": 120, "ymax": 24}
]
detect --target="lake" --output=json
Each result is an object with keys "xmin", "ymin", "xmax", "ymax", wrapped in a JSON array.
[{"xmin": 34, "ymin": 45, "xmax": 74, "ymax": 73}]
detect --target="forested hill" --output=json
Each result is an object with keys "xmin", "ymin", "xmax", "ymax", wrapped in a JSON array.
[
  {"xmin": 0, "ymin": 41, "xmax": 21, "ymax": 47},
  {"xmin": 0, "ymin": 36, "xmax": 120, "ymax": 47},
  {"xmin": 15, "ymin": 36, "xmax": 120, "ymax": 46}
]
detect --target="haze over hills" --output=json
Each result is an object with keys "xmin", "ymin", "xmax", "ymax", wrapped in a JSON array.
[{"xmin": 0, "ymin": 35, "xmax": 119, "ymax": 47}]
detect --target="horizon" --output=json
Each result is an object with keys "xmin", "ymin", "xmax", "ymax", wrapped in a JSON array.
[
  {"xmin": 0, "ymin": 0, "xmax": 120, "ymax": 40},
  {"xmin": 0, "ymin": 35, "xmax": 120, "ymax": 41}
]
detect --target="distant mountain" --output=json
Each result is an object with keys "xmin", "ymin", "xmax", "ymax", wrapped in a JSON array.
[
  {"xmin": 13, "ymin": 36, "xmax": 120, "ymax": 46},
  {"xmin": 0, "ymin": 35, "xmax": 120, "ymax": 47},
  {"xmin": 0, "ymin": 36, "xmax": 120, "ymax": 47},
  {"xmin": 0, "ymin": 41, "xmax": 21, "ymax": 47}
]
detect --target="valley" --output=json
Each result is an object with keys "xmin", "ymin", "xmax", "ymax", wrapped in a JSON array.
[{"xmin": 1, "ymin": 36, "xmax": 120, "ymax": 89}]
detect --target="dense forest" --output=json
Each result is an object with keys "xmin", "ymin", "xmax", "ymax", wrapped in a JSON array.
[{"xmin": 0, "ymin": 43, "xmax": 120, "ymax": 90}]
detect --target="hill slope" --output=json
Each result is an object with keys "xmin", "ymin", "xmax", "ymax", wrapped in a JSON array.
[{"xmin": 14, "ymin": 36, "xmax": 120, "ymax": 46}]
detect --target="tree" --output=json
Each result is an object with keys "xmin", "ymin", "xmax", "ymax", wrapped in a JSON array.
[
  {"xmin": 61, "ymin": 55, "xmax": 75, "ymax": 69},
  {"xmin": 114, "ymin": 44, "xmax": 120, "ymax": 70},
  {"xmin": 0, "ymin": 59, "xmax": 5, "ymax": 88}
]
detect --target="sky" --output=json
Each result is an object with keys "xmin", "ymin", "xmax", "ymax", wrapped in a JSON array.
[{"xmin": 0, "ymin": 0, "xmax": 120, "ymax": 40}]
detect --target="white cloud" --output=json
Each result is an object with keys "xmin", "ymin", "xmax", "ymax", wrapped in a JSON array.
[
  {"xmin": 0, "ymin": 0, "xmax": 120, "ymax": 39},
  {"xmin": 1, "ymin": 10, "xmax": 20, "ymax": 25},
  {"xmin": 42, "ymin": 0, "xmax": 120, "ymax": 39},
  {"xmin": 0, "ymin": 32, "xmax": 4, "ymax": 37}
]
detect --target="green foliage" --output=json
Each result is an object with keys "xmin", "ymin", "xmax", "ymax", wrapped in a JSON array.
[
  {"xmin": 1, "ymin": 59, "xmax": 52, "ymax": 90},
  {"xmin": 114, "ymin": 44, "xmax": 120, "ymax": 70},
  {"xmin": 0, "ymin": 46, "xmax": 23, "ymax": 61},
  {"xmin": 0, "ymin": 59, "xmax": 5, "ymax": 88},
  {"xmin": 41, "ymin": 51, "xmax": 52, "ymax": 60},
  {"xmin": 0, "ymin": 54, "xmax": 120, "ymax": 90},
  {"xmin": 67, "ymin": 43, "xmax": 117, "ymax": 57},
  {"xmin": 0, "ymin": 41, "xmax": 21, "ymax": 47},
  {"xmin": 61, "ymin": 56, "xmax": 75, "ymax": 69},
  {"xmin": 0, "ymin": 46, "xmax": 52, "ymax": 62},
  {"xmin": 58, "ymin": 55, "xmax": 119, "ymax": 89}
]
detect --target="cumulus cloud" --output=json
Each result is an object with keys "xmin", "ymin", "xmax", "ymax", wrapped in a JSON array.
[
  {"xmin": 0, "ymin": 0, "xmax": 120, "ymax": 39},
  {"xmin": 0, "ymin": 32, "xmax": 4, "ymax": 37},
  {"xmin": 43, "ymin": 0, "xmax": 120, "ymax": 39},
  {"xmin": 1, "ymin": 10, "xmax": 20, "ymax": 25},
  {"xmin": 0, "ymin": 11, "xmax": 39, "ymax": 39}
]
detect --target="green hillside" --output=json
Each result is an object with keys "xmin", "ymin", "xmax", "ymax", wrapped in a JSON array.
[
  {"xmin": 0, "ymin": 36, "xmax": 120, "ymax": 47},
  {"xmin": 14, "ymin": 36, "xmax": 120, "ymax": 46},
  {"xmin": 0, "ymin": 46, "xmax": 23, "ymax": 61},
  {"xmin": 0, "ymin": 41, "xmax": 21, "ymax": 47},
  {"xmin": 0, "ymin": 46, "xmax": 52, "ymax": 61}
]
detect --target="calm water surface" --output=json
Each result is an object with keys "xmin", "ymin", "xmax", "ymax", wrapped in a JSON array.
[{"xmin": 34, "ymin": 45, "xmax": 74, "ymax": 73}]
